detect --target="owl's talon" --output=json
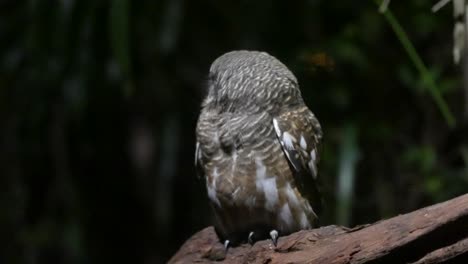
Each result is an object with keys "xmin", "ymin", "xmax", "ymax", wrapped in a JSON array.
[
  {"xmin": 248, "ymin": 231, "xmax": 255, "ymax": 245},
  {"xmin": 270, "ymin": 230, "xmax": 278, "ymax": 247},
  {"xmin": 223, "ymin": 240, "xmax": 230, "ymax": 252}
]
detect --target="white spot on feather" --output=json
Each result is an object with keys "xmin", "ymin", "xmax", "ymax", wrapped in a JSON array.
[
  {"xmin": 232, "ymin": 151, "xmax": 238, "ymax": 162},
  {"xmin": 282, "ymin": 132, "xmax": 296, "ymax": 150},
  {"xmin": 300, "ymin": 212, "xmax": 310, "ymax": 229},
  {"xmin": 285, "ymin": 183, "xmax": 300, "ymax": 207},
  {"xmin": 273, "ymin": 118, "xmax": 281, "ymax": 136},
  {"xmin": 212, "ymin": 167, "xmax": 220, "ymax": 182},
  {"xmin": 207, "ymin": 168, "xmax": 221, "ymax": 207},
  {"xmin": 300, "ymin": 136, "xmax": 307, "ymax": 149},
  {"xmin": 262, "ymin": 178, "xmax": 279, "ymax": 210},
  {"xmin": 309, "ymin": 149, "xmax": 318, "ymax": 178},
  {"xmin": 308, "ymin": 160, "xmax": 317, "ymax": 177},
  {"xmin": 279, "ymin": 203, "xmax": 293, "ymax": 227},
  {"xmin": 255, "ymin": 158, "xmax": 279, "ymax": 210},
  {"xmin": 310, "ymin": 149, "xmax": 316, "ymax": 161},
  {"xmin": 255, "ymin": 158, "xmax": 267, "ymax": 181},
  {"xmin": 230, "ymin": 151, "xmax": 238, "ymax": 179}
]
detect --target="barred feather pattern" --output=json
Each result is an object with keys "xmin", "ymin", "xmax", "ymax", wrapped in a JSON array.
[{"xmin": 196, "ymin": 50, "xmax": 322, "ymax": 244}]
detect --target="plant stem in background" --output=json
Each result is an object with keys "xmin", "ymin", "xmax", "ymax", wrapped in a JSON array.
[
  {"xmin": 336, "ymin": 124, "xmax": 360, "ymax": 226},
  {"xmin": 375, "ymin": 0, "xmax": 456, "ymax": 128}
]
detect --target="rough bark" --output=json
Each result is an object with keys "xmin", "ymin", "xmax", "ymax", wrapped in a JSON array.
[{"xmin": 169, "ymin": 194, "xmax": 468, "ymax": 263}]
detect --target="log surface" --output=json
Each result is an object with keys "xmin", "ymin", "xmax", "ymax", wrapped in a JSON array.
[{"xmin": 169, "ymin": 194, "xmax": 468, "ymax": 263}]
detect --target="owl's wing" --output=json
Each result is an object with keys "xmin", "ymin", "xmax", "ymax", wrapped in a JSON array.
[{"xmin": 273, "ymin": 106, "xmax": 323, "ymax": 214}]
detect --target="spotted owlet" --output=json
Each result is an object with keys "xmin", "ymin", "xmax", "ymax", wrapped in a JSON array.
[{"xmin": 195, "ymin": 50, "xmax": 323, "ymax": 247}]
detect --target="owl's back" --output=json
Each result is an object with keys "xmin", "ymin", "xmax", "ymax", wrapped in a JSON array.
[{"xmin": 196, "ymin": 109, "xmax": 318, "ymax": 244}]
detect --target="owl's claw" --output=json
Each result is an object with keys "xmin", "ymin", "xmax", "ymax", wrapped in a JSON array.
[
  {"xmin": 223, "ymin": 240, "xmax": 230, "ymax": 252},
  {"xmin": 270, "ymin": 230, "xmax": 279, "ymax": 247},
  {"xmin": 248, "ymin": 231, "xmax": 255, "ymax": 245}
]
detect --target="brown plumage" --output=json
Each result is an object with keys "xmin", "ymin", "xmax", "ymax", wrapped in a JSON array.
[{"xmin": 195, "ymin": 50, "xmax": 323, "ymax": 246}]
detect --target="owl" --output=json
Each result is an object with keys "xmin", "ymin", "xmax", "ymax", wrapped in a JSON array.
[{"xmin": 195, "ymin": 50, "xmax": 322, "ymax": 248}]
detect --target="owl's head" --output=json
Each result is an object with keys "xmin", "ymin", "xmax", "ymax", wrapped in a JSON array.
[{"xmin": 204, "ymin": 50, "xmax": 303, "ymax": 113}]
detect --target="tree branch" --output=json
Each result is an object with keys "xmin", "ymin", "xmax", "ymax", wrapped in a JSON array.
[{"xmin": 169, "ymin": 194, "xmax": 468, "ymax": 263}]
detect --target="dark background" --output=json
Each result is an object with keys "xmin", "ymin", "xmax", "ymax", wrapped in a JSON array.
[{"xmin": 1, "ymin": 0, "xmax": 467, "ymax": 263}]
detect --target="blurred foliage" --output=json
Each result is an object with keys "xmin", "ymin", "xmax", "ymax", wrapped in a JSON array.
[
  {"xmin": 0, "ymin": 0, "xmax": 467, "ymax": 263},
  {"xmin": 376, "ymin": 0, "xmax": 455, "ymax": 127}
]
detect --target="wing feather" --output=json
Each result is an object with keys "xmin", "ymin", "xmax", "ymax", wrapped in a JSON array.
[{"xmin": 273, "ymin": 106, "xmax": 323, "ymax": 214}]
